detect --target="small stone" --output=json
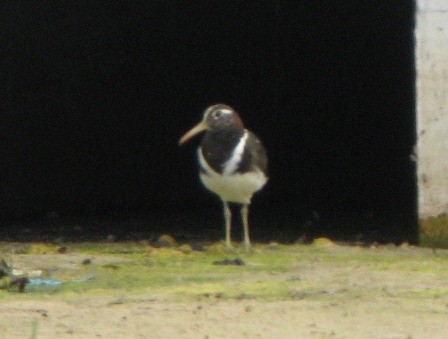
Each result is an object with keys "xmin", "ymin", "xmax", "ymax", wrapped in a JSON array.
[
  {"xmin": 215, "ymin": 292, "xmax": 226, "ymax": 299},
  {"xmin": 153, "ymin": 234, "xmax": 177, "ymax": 248},
  {"xmin": 178, "ymin": 244, "xmax": 192, "ymax": 254},
  {"xmin": 191, "ymin": 243, "xmax": 206, "ymax": 251},
  {"xmin": 291, "ymin": 291, "xmax": 309, "ymax": 299},
  {"xmin": 295, "ymin": 234, "xmax": 309, "ymax": 244},
  {"xmin": 369, "ymin": 241, "xmax": 379, "ymax": 248},
  {"xmin": 10, "ymin": 277, "xmax": 30, "ymax": 293},
  {"xmin": 266, "ymin": 242, "xmax": 279, "ymax": 250},
  {"xmin": 106, "ymin": 234, "xmax": 117, "ymax": 242},
  {"xmin": 58, "ymin": 246, "xmax": 68, "ymax": 254},
  {"xmin": 236, "ymin": 293, "xmax": 255, "ymax": 300},
  {"xmin": 213, "ymin": 258, "xmax": 245, "ymax": 266},
  {"xmin": 311, "ymin": 237, "xmax": 336, "ymax": 247},
  {"xmin": 103, "ymin": 264, "xmax": 120, "ymax": 270},
  {"xmin": 234, "ymin": 258, "xmax": 245, "ymax": 266}
]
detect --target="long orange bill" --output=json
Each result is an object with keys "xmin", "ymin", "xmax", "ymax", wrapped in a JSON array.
[{"xmin": 179, "ymin": 121, "xmax": 208, "ymax": 145}]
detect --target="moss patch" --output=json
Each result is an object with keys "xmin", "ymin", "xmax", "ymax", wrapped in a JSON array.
[
  {"xmin": 1, "ymin": 241, "xmax": 448, "ymax": 302},
  {"xmin": 420, "ymin": 216, "xmax": 448, "ymax": 248}
]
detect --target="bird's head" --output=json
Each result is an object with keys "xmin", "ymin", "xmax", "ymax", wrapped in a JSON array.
[{"xmin": 179, "ymin": 104, "xmax": 244, "ymax": 145}]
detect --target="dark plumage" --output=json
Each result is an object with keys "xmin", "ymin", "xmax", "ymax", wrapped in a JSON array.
[{"xmin": 179, "ymin": 104, "xmax": 268, "ymax": 250}]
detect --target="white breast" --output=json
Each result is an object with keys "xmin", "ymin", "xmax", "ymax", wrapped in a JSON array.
[
  {"xmin": 198, "ymin": 146, "xmax": 267, "ymax": 204},
  {"xmin": 199, "ymin": 171, "xmax": 267, "ymax": 204}
]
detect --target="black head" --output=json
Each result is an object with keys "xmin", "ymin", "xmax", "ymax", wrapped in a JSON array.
[
  {"xmin": 179, "ymin": 104, "xmax": 244, "ymax": 145},
  {"xmin": 203, "ymin": 104, "xmax": 244, "ymax": 132}
]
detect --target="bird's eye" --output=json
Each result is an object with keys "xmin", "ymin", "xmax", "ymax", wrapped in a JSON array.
[{"xmin": 213, "ymin": 111, "xmax": 222, "ymax": 119}]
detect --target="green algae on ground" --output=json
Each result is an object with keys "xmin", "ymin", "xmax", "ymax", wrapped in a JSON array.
[
  {"xmin": 420, "ymin": 215, "xmax": 448, "ymax": 248},
  {"xmin": 1, "ymin": 241, "xmax": 447, "ymax": 302}
]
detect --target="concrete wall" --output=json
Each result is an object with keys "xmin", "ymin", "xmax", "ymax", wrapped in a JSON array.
[{"xmin": 416, "ymin": 0, "xmax": 448, "ymax": 218}]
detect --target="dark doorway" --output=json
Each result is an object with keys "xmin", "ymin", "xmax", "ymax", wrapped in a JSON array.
[{"xmin": 0, "ymin": 1, "xmax": 416, "ymax": 244}]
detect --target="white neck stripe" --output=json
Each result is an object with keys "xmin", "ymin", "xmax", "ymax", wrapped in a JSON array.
[{"xmin": 223, "ymin": 130, "xmax": 248, "ymax": 175}]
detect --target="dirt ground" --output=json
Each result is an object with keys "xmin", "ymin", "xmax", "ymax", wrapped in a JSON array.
[
  {"xmin": 0, "ymin": 244, "xmax": 447, "ymax": 338},
  {"xmin": 1, "ymin": 296, "xmax": 447, "ymax": 338}
]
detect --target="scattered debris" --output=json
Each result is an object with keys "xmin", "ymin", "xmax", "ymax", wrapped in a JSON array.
[
  {"xmin": 288, "ymin": 275, "xmax": 301, "ymax": 282},
  {"xmin": 311, "ymin": 237, "xmax": 337, "ymax": 247},
  {"xmin": 36, "ymin": 309, "xmax": 48, "ymax": 317},
  {"xmin": 369, "ymin": 241, "xmax": 380, "ymax": 248},
  {"xmin": 190, "ymin": 243, "xmax": 206, "ymax": 252},
  {"xmin": 291, "ymin": 290, "xmax": 328, "ymax": 300},
  {"xmin": 178, "ymin": 244, "xmax": 192, "ymax": 254},
  {"xmin": 106, "ymin": 234, "xmax": 117, "ymax": 242},
  {"xmin": 0, "ymin": 259, "xmax": 11, "ymax": 278},
  {"xmin": 1, "ymin": 259, "xmax": 33, "ymax": 292},
  {"xmin": 178, "ymin": 243, "xmax": 206, "ymax": 253},
  {"xmin": 295, "ymin": 234, "xmax": 310, "ymax": 244},
  {"xmin": 290, "ymin": 291, "xmax": 311, "ymax": 300},
  {"xmin": 58, "ymin": 246, "xmax": 68, "ymax": 254},
  {"xmin": 72, "ymin": 275, "xmax": 95, "ymax": 283},
  {"xmin": 0, "ymin": 258, "xmax": 62, "ymax": 292},
  {"xmin": 214, "ymin": 292, "xmax": 226, "ymax": 299},
  {"xmin": 266, "ymin": 242, "xmax": 279, "ymax": 250},
  {"xmin": 10, "ymin": 276, "xmax": 30, "ymax": 292},
  {"xmin": 11, "ymin": 269, "xmax": 42, "ymax": 279},
  {"xmin": 236, "ymin": 293, "xmax": 256, "ymax": 300},
  {"xmin": 244, "ymin": 305, "xmax": 253, "ymax": 312},
  {"xmin": 152, "ymin": 234, "xmax": 177, "ymax": 248},
  {"xmin": 213, "ymin": 258, "xmax": 245, "ymax": 266}
]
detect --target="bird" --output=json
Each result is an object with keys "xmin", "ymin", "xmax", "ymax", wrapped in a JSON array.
[{"xmin": 179, "ymin": 104, "xmax": 268, "ymax": 250}]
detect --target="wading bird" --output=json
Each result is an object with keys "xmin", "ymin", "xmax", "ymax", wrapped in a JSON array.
[{"xmin": 179, "ymin": 104, "xmax": 268, "ymax": 250}]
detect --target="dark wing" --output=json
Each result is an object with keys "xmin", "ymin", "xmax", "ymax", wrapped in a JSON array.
[{"xmin": 237, "ymin": 130, "xmax": 268, "ymax": 176}]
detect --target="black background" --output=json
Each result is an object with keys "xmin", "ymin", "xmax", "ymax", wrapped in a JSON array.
[{"xmin": 0, "ymin": 1, "xmax": 417, "ymax": 243}]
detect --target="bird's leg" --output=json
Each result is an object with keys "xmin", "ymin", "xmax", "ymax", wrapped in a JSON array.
[
  {"xmin": 241, "ymin": 204, "xmax": 251, "ymax": 250},
  {"xmin": 223, "ymin": 201, "xmax": 233, "ymax": 249}
]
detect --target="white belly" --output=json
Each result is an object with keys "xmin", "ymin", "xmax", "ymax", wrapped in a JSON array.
[{"xmin": 199, "ymin": 171, "xmax": 267, "ymax": 204}]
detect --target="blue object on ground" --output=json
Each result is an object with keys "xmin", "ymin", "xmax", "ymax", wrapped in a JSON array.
[{"xmin": 29, "ymin": 278, "xmax": 62, "ymax": 286}]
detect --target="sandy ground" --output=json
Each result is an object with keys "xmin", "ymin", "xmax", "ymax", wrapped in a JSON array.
[
  {"xmin": 0, "ymin": 295, "xmax": 446, "ymax": 338},
  {"xmin": 0, "ymin": 245, "xmax": 447, "ymax": 338}
]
